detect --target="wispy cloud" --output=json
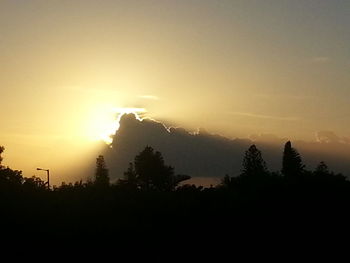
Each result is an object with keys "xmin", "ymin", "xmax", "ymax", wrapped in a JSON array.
[
  {"xmin": 139, "ymin": 95, "xmax": 160, "ymax": 100},
  {"xmin": 315, "ymin": 130, "xmax": 350, "ymax": 144},
  {"xmin": 311, "ymin": 56, "xmax": 330, "ymax": 63},
  {"xmin": 229, "ymin": 111, "xmax": 299, "ymax": 121},
  {"xmin": 253, "ymin": 93, "xmax": 311, "ymax": 101}
]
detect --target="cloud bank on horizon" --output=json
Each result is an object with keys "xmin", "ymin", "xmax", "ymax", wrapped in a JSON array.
[{"xmin": 103, "ymin": 113, "xmax": 350, "ymax": 185}]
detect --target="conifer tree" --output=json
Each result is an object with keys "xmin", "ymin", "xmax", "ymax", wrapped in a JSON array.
[
  {"xmin": 95, "ymin": 155, "xmax": 110, "ymax": 187},
  {"xmin": 282, "ymin": 141, "xmax": 305, "ymax": 177},
  {"xmin": 241, "ymin": 145, "xmax": 268, "ymax": 176}
]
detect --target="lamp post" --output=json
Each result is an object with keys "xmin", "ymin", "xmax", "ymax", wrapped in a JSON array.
[{"xmin": 37, "ymin": 168, "xmax": 50, "ymax": 190}]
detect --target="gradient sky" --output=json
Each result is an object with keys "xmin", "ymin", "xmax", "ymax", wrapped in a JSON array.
[{"xmin": 1, "ymin": 0, "xmax": 349, "ymax": 183}]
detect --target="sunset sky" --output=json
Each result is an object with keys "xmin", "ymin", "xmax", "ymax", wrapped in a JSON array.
[{"xmin": 1, "ymin": 1, "xmax": 349, "ymax": 183}]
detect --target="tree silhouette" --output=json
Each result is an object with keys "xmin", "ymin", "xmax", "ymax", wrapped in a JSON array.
[
  {"xmin": 94, "ymin": 155, "xmax": 110, "ymax": 188},
  {"xmin": 0, "ymin": 146, "xmax": 4, "ymax": 166},
  {"xmin": 117, "ymin": 162, "xmax": 138, "ymax": 190},
  {"xmin": 219, "ymin": 174, "xmax": 233, "ymax": 189},
  {"xmin": 282, "ymin": 141, "xmax": 305, "ymax": 178},
  {"xmin": 22, "ymin": 176, "xmax": 47, "ymax": 191},
  {"xmin": 2, "ymin": 142, "xmax": 350, "ymax": 241},
  {"xmin": 124, "ymin": 162, "xmax": 137, "ymax": 183},
  {"xmin": 134, "ymin": 146, "xmax": 173, "ymax": 190},
  {"xmin": 133, "ymin": 146, "xmax": 190, "ymax": 191},
  {"xmin": 0, "ymin": 147, "xmax": 24, "ymax": 190},
  {"xmin": 0, "ymin": 166, "xmax": 23, "ymax": 188},
  {"xmin": 314, "ymin": 161, "xmax": 329, "ymax": 176},
  {"xmin": 313, "ymin": 161, "xmax": 346, "ymax": 182},
  {"xmin": 241, "ymin": 145, "xmax": 268, "ymax": 177}
]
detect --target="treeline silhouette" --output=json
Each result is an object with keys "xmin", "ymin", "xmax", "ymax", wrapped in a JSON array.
[{"xmin": 1, "ymin": 142, "xmax": 350, "ymax": 242}]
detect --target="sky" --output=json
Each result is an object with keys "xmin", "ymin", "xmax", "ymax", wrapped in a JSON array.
[{"xmin": 1, "ymin": 0, "xmax": 349, "ymax": 184}]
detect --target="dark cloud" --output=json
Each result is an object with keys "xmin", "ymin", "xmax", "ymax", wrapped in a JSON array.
[{"xmin": 103, "ymin": 114, "xmax": 350, "ymax": 182}]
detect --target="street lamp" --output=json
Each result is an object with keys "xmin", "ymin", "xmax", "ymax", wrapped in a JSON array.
[{"xmin": 37, "ymin": 168, "xmax": 50, "ymax": 190}]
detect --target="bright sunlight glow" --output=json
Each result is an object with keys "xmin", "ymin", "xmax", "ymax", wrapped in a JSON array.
[{"xmin": 87, "ymin": 106, "xmax": 146, "ymax": 144}]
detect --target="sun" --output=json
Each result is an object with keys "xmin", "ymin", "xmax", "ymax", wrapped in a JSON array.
[{"xmin": 87, "ymin": 106, "xmax": 146, "ymax": 144}]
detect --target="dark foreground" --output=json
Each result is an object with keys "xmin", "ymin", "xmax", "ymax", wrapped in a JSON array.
[
  {"xmin": 1, "ymin": 144, "xmax": 350, "ymax": 250},
  {"xmin": 1, "ymin": 176, "xmax": 350, "ymax": 246}
]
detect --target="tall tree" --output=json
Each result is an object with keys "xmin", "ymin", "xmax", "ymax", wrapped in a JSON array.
[
  {"xmin": 95, "ymin": 155, "xmax": 110, "ymax": 188},
  {"xmin": 282, "ymin": 141, "xmax": 305, "ymax": 178},
  {"xmin": 133, "ymin": 146, "xmax": 189, "ymax": 191},
  {"xmin": 134, "ymin": 146, "xmax": 172, "ymax": 190},
  {"xmin": 241, "ymin": 145, "xmax": 268, "ymax": 176}
]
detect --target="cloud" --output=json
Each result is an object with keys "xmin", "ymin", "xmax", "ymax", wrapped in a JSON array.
[
  {"xmin": 316, "ymin": 130, "xmax": 349, "ymax": 144},
  {"xmin": 343, "ymin": 137, "xmax": 350, "ymax": 144},
  {"xmin": 101, "ymin": 114, "xmax": 350, "ymax": 184},
  {"xmin": 250, "ymin": 133, "xmax": 288, "ymax": 144},
  {"xmin": 139, "ymin": 95, "xmax": 160, "ymax": 100},
  {"xmin": 229, "ymin": 111, "xmax": 299, "ymax": 121},
  {"xmin": 311, "ymin": 56, "xmax": 330, "ymax": 63},
  {"xmin": 253, "ymin": 93, "xmax": 311, "ymax": 101},
  {"xmin": 103, "ymin": 113, "xmax": 253, "ymax": 180},
  {"xmin": 184, "ymin": 177, "xmax": 222, "ymax": 188}
]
